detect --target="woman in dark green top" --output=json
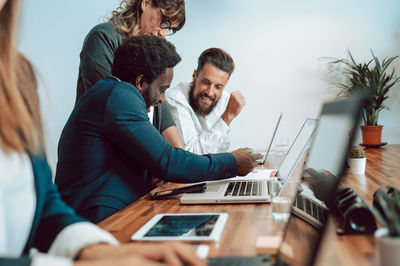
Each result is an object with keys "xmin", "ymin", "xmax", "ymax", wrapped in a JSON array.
[{"xmin": 76, "ymin": 0, "xmax": 185, "ymax": 147}]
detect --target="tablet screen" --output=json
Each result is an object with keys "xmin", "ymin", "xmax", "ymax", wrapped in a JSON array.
[
  {"xmin": 145, "ymin": 214, "xmax": 219, "ymax": 237},
  {"xmin": 131, "ymin": 213, "xmax": 228, "ymax": 242}
]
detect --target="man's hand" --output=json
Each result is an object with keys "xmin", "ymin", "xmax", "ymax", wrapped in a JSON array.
[
  {"xmin": 231, "ymin": 148, "xmax": 262, "ymax": 176},
  {"xmin": 78, "ymin": 242, "xmax": 206, "ymax": 266},
  {"xmin": 302, "ymin": 168, "xmax": 338, "ymax": 208},
  {"xmin": 221, "ymin": 91, "xmax": 245, "ymax": 125}
]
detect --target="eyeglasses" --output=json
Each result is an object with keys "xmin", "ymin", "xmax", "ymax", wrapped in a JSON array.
[{"xmin": 159, "ymin": 12, "xmax": 176, "ymax": 36}]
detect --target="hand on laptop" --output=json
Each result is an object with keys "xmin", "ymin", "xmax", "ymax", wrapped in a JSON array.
[
  {"xmin": 221, "ymin": 91, "xmax": 245, "ymax": 125},
  {"xmin": 77, "ymin": 242, "xmax": 206, "ymax": 266},
  {"xmin": 302, "ymin": 168, "xmax": 338, "ymax": 208},
  {"xmin": 231, "ymin": 148, "xmax": 262, "ymax": 176}
]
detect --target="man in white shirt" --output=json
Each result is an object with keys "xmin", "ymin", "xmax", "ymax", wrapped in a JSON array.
[{"xmin": 166, "ymin": 48, "xmax": 245, "ymax": 154}]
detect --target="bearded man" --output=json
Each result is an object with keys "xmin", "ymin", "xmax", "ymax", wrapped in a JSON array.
[{"xmin": 166, "ymin": 48, "xmax": 245, "ymax": 154}]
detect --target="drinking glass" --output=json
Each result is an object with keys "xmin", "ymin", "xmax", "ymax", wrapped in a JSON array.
[{"xmin": 271, "ymin": 179, "xmax": 298, "ymax": 222}]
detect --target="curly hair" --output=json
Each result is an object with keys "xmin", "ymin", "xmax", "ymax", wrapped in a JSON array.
[
  {"xmin": 109, "ymin": 0, "xmax": 185, "ymax": 37},
  {"xmin": 112, "ymin": 35, "xmax": 181, "ymax": 85}
]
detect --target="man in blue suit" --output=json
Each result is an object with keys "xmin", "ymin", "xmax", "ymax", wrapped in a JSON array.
[{"xmin": 55, "ymin": 35, "xmax": 260, "ymax": 223}]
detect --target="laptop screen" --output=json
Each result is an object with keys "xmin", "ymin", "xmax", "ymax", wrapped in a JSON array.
[
  {"xmin": 261, "ymin": 113, "xmax": 283, "ymax": 163},
  {"xmin": 276, "ymin": 96, "xmax": 363, "ymax": 266},
  {"xmin": 276, "ymin": 119, "xmax": 317, "ymax": 180}
]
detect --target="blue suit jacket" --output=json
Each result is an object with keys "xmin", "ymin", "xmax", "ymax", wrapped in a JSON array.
[
  {"xmin": 0, "ymin": 153, "xmax": 85, "ymax": 265},
  {"xmin": 55, "ymin": 78, "xmax": 237, "ymax": 219}
]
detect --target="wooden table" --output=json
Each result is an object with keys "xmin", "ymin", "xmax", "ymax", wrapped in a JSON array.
[
  {"xmin": 99, "ymin": 144, "xmax": 400, "ymax": 265},
  {"xmin": 314, "ymin": 144, "xmax": 400, "ymax": 266}
]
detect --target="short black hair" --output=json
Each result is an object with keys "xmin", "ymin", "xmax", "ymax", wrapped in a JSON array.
[
  {"xmin": 112, "ymin": 35, "xmax": 181, "ymax": 84},
  {"xmin": 197, "ymin": 48, "xmax": 234, "ymax": 77}
]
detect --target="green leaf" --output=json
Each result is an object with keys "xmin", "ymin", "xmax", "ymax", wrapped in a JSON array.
[{"xmin": 328, "ymin": 50, "xmax": 400, "ymax": 125}]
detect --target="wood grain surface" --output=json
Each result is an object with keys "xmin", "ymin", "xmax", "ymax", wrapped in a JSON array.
[
  {"xmin": 99, "ymin": 144, "xmax": 400, "ymax": 265},
  {"xmin": 314, "ymin": 144, "xmax": 400, "ymax": 266}
]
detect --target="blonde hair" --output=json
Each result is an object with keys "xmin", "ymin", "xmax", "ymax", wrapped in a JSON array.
[
  {"xmin": 0, "ymin": 0, "xmax": 43, "ymax": 154},
  {"xmin": 109, "ymin": 0, "xmax": 185, "ymax": 37}
]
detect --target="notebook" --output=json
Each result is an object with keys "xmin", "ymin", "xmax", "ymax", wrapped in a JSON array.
[
  {"xmin": 207, "ymin": 95, "xmax": 365, "ymax": 266},
  {"xmin": 180, "ymin": 118, "xmax": 317, "ymax": 204}
]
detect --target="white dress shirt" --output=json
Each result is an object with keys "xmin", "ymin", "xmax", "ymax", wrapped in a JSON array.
[
  {"xmin": 147, "ymin": 106, "xmax": 154, "ymax": 124},
  {"xmin": 0, "ymin": 150, "xmax": 119, "ymax": 265},
  {"xmin": 166, "ymin": 82, "xmax": 231, "ymax": 154}
]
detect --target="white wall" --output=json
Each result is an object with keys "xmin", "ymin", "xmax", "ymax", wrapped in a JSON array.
[{"xmin": 19, "ymin": 0, "xmax": 400, "ymax": 172}]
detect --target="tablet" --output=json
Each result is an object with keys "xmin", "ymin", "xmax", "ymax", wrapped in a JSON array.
[{"xmin": 131, "ymin": 213, "xmax": 228, "ymax": 242}]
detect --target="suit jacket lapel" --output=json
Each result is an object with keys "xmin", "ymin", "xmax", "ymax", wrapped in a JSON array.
[{"xmin": 22, "ymin": 154, "xmax": 44, "ymax": 255}]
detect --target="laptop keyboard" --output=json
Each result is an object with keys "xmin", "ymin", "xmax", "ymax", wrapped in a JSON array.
[
  {"xmin": 294, "ymin": 193, "xmax": 328, "ymax": 223},
  {"xmin": 224, "ymin": 181, "xmax": 268, "ymax": 197}
]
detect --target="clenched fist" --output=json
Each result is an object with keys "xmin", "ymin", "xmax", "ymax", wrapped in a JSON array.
[{"xmin": 221, "ymin": 91, "xmax": 245, "ymax": 125}]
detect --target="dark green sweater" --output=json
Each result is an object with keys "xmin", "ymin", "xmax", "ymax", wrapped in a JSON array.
[{"xmin": 75, "ymin": 22, "xmax": 175, "ymax": 132}]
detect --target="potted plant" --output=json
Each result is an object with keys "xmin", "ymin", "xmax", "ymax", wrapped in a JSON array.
[
  {"xmin": 328, "ymin": 50, "xmax": 400, "ymax": 147},
  {"xmin": 371, "ymin": 186, "xmax": 400, "ymax": 266},
  {"xmin": 348, "ymin": 146, "xmax": 366, "ymax": 174}
]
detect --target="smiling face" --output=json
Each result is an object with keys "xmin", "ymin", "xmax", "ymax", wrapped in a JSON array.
[
  {"xmin": 138, "ymin": 0, "xmax": 169, "ymax": 38},
  {"xmin": 189, "ymin": 63, "xmax": 229, "ymax": 116},
  {"xmin": 139, "ymin": 68, "xmax": 174, "ymax": 111}
]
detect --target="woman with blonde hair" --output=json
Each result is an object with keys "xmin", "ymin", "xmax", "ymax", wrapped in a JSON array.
[
  {"xmin": 75, "ymin": 0, "xmax": 185, "ymax": 147},
  {"xmin": 0, "ymin": 0, "xmax": 203, "ymax": 265}
]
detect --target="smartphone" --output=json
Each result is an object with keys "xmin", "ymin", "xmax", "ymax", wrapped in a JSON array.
[{"xmin": 150, "ymin": 183, "xmax": 206, "ymax": 200}]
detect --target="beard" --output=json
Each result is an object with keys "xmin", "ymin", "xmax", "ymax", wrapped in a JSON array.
[
  {"xmin": 142, "ymin": 83, "xmax": 160, "ymax": 111},
  {"xmin": 188, "ymin": 81, "xmax": 218, "ymax": 116}
]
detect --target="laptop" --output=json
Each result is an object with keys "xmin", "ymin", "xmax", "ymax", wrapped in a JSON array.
[
  {"xmin": 274, "ymin": 118, "xmax": 317, "ymax": 180},
  {"xmin": 180, "ymin": 118, "xmax": 318, "ymax": 204},
  {"xmin": 207, "ymin": 95, "xmax": 365, "ymax": 266},
  {"xmin": 291, "ymin": 184, "xmax": 329, "ymax": 229},
  {"xmin": 257, "ymin": 113, "xmax": 283, "ymax": 165},
  {"xmin": 291, "ymin": 97, "xmax": 365, "ymax": 229}
]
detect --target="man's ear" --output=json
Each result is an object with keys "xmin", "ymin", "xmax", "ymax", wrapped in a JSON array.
[
  {"xmin": 141, "ymin": 0, "xmax": 151, "ymax": 12},
  {"xmin": 192, "ymin": 70, "xmax": 197, "ymax": 81},
  {"xmin": 135, "ymin": 75, "xmax": 148, "ymax": 94}
]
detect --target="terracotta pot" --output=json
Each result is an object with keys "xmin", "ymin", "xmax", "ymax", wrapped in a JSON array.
[{"xmin": 361, "ymin": 125, "xmax": 383, "ymax": 145}]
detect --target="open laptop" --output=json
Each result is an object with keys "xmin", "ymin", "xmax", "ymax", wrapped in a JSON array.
[
  {"xmin": 180, "ymin": 118, "xmax": 318, "ymax": 204},
  {"xmin": 291, "ymin": 97, "xmax": 365, "ymax": 229},
  {"xmin": 257, "ymin": 113, "xmax": 283, "ymax": 165},
  {"xmin": 274, "ymin": 118, "xmax": 317, "ymax": 180},
  {"xmin": 207, "ymin": 95, "xmax": 365, "ymax": 266}
]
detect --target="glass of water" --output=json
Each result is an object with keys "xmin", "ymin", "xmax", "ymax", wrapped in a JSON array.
[
  {"xmin": 271, "ymin": 196, "xmax": 292, "ymax": 221},
  {"xmin": 265, "ymin": 137, "xmax": 290, "ymax": 169},
  {"xmin": 271, "ymin": 179, "xmax": 298, "ymax": 222}
]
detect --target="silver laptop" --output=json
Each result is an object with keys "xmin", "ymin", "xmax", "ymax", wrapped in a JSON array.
[
  {"xmin": 257, "ymin": 113, "xmax": 282, "ymax": 164},
  {"xmin": 291, "ymin": 97, "xmax": 365, "ymax": 229},
  {"xmin": 207, "ymin": 96, "xmax": 365, "ymax": 266},
  {"xmin": 180, "ymin": 118, "xmax": 318, "ymax": 204}
]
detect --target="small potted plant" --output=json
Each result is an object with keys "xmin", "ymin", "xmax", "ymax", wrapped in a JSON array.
[
  {"xmin": 348, "ymin": 146, "xmax": 366, "ymax": 175},
  {"xmin": 371, "ymin": 186, "xmax": 400, "ymax": 266},
  {"xmin": 328, "ymin": 50, "xmax": 400, "ymax": 147}
]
